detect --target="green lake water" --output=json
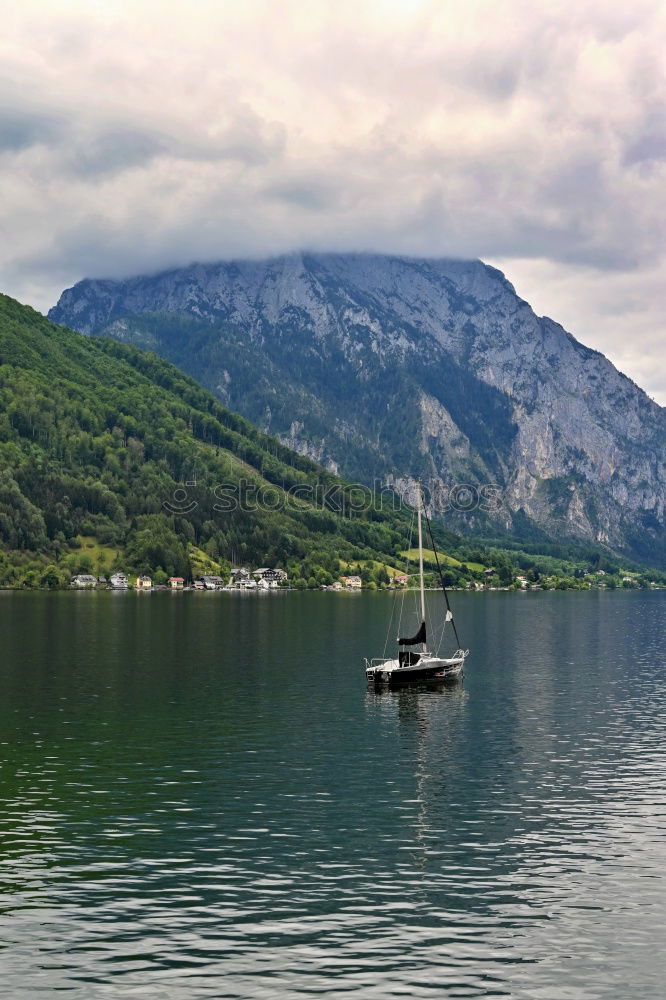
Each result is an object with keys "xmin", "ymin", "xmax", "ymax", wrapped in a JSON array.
[{"xmin": 0, "ymin": 589, "xmax": 665, "ymax": 998}]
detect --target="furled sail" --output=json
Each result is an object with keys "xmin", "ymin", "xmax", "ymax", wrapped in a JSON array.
[{"xmin": 399, "ymin": 620, "xmax": 426, "ymax": 646}]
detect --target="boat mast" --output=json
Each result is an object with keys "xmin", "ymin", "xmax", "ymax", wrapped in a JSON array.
[
  {"xmin": 422, "ymin": 503, "xmax": 463, "ymax": 651},
  {"xmin": 417, "ymin": 484, "xmax": 426, "ymax": 652}
]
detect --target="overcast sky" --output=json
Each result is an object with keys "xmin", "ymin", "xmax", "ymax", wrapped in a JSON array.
[{"xmin": 1, "ymin": 0, "xmax": 664, "ymax": 402}]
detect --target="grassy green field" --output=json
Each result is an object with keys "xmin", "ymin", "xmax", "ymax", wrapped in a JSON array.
[
  {"xmin": 73, "ymin": 536, "xmax": 122, "ymax": 573},
  {"xmin": 189, "ymin": 545, "xmax": 226, "ymax": 578},
  {"xmin": 400, "ymin": 548, "xmax": 486, "ymax": 572},
  {"xmin": 340, "ymin": 558, "xmax": 405, "ymax": 577}
]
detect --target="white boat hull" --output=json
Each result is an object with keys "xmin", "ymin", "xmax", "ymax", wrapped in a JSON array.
[{"xmin": 365, "ymin": 652, "xmax": 467, "ymax": 685}]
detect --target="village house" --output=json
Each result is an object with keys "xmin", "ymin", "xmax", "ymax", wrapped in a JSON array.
[
  {"xmin": 168, "ymin": 576, "xmax": 185, "ymax": 589},
  {"xmin": 136, "ymin": 575, "xmax": 152, "ymax": 590},
  {"xmin": 70, "ymin": 574, "xmax": 97, "ymax": 588},
  {"xmin": 341, "ymin": 575, "xmax": 362, "ymax": 589},
  {"xmin": 229, "ymin": 568, "xmax": 250, "ymax": 586},
  {"xmin": 200, "ymin": 575, "xmax": 223, "ymax": 590},
  {"xmin": 394, "ymin": 574, "xmax": 409, "ymax": 587},
  {"xmin": 109, "ymin": 573, "xmax": 128, "ymax": 590},
  {"xmin": 253, "ymin": 568, "xmax": 288, "ymax": 585}
]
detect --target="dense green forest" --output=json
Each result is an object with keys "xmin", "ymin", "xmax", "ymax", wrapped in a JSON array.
[{"xmin": 0, "ymin": 294, "xmax": 419, "ymax": 586}]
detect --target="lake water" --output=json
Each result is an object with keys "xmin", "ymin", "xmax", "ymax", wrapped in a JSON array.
[{"xmin": 0, "ymin": 589, "xmax": 665, "ymax": 999}]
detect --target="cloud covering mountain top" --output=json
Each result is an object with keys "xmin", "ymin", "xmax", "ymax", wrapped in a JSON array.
[{"xmin": 1, "ymin": 0, "xmax": 664, "ymax": 399}]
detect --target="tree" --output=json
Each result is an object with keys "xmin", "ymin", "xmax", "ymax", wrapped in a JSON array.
[
  {"xmin": 40, "ymin": 564, "xmax": 62, "ymax": 589},
  {"xmin": 125, "ymin": 514, "xmax": 191, "ymax": 578},
  {"xmin": 78, "ymin": 553, "xmax": 93, "ymax": 573}
]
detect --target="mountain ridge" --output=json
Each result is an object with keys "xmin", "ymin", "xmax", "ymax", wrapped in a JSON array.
[{"xmin": 49, "ymin": 252, "xmax": 666, "ymax": 567}]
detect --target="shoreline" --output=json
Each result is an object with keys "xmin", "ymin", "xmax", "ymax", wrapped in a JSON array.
[{"xmin": 0, "ymin": 584, "xmax": 662, "ymax": 594}]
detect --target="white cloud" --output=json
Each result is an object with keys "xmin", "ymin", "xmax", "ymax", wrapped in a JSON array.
[{"xmin": 0, "ymin": 0, "xmax": 664, "ymax": 400}]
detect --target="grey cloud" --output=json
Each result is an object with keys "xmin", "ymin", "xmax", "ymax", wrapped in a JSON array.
[
  {"xmin": 624, "ymin": 110, "xmax": 666, "ymax": 166},
  {"xmin": 0, "ymin": 92, "xmax": 284, "ymax": 180},
  {"xmin": 63, "ymin": 113, "xmax": 285, "ymax": 178},
  {"xmin": 0, "ymin": 108, "xmax": 64, "ymax": 152},
  {"xmin": 440, "ymin": 51, "xmax": 523, "ymax": 103},
  {"xmin": 263, "ymin": 175, "xmax": 342, "ymax": 211},
  {"xmin": 65, "ymin": 126, "xmax": 169, "ymax": 176},
  {"xmin": 209, "ymin": 111, "xmax": 286, "ymax": 166},
  {"xmin": 74, "ymin": 106, "xmax": 284, "ymax": 177}
]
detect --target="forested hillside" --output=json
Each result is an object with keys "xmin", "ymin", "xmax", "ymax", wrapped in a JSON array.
[{"xmin": 0, "ymin": 294, "xmax": 414, "ymax": 586}]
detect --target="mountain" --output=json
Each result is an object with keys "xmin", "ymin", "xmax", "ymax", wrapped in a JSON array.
[
  {"xmin": 0, "ymin": 293, "xmax": 417, "ymax": 586},
  {"xmin": 49, "ymin": 253, "xmax": 666, "ymax": 567}
]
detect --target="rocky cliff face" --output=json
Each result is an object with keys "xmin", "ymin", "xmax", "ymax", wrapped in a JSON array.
[{"xmin": 49, "ymin": 253, "xmax": 666, "ymax": 564}]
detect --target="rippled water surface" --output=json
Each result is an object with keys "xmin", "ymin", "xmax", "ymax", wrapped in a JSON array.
[{"xmin": 1, "ymin": 589, "xmax": 665, "ymax": 998}]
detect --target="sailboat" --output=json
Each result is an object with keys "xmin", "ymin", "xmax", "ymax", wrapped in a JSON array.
[{"xmin": 365, "ymin": 487, "xmax": 468, "ymax": 686}]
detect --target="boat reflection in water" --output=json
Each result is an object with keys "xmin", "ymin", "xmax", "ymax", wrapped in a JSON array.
[{"xmin": 365, "ymin": 680, "xmax": 470, "ymax": 873}]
